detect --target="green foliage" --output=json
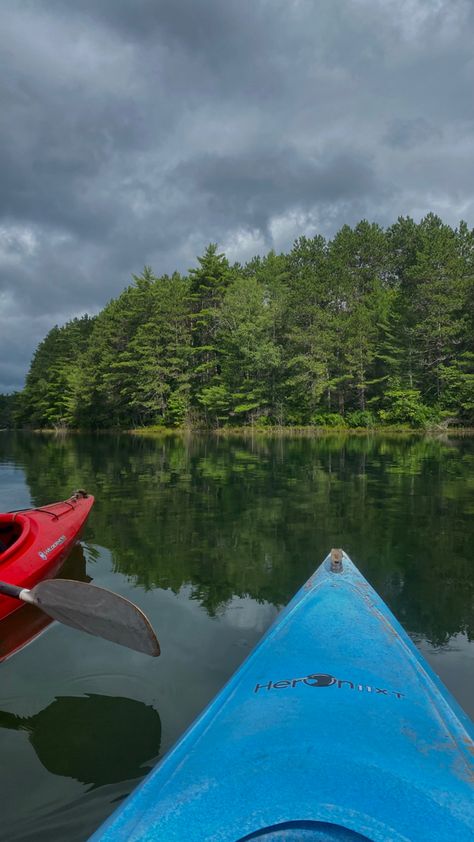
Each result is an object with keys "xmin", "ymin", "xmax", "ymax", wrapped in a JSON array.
[
  {"xmin": 18, "ymin": 316, "xmax": 95, "ymax": 428},
  {"xmin": 197, "ymin": 385, "xmax": 231, "ymax": 425},
  {"xmin": 378, "ymin": 389, "xmax": 441, "ymax": 427},
  {"xmin": 189, "ymin": 244, "xmax": 232, "ymax": 408},
  {"xmin": 13, "ymin": 215, "xmax": 474, "ymax": 430},
  {"xmin": 311, "ymin": 413, "xmax": 347, "ymax": 428},
  {"xmin": 254, "ymin": 414, "xmax": 272, "ymax": 427},
  {"xmin": 438, "ymin": 355, "xmax": 474, "ymax": 423},
  {"xmin": 166, "ymin": 391, "xmax": 189, "ymax": 427},
  {"xmin": 219, "ymin": 273, "xmax": 283, "ymax": 424},
  {"xmin": 0, "ymin": 393, "xmax": 19, "ymax": 428},
  {"xmin": 345, "ymin": 410, "xmax": 376, "ymax": 428}
]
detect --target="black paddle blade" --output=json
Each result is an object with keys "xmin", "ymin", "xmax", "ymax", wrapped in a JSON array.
[{"xmin": 30, "ymin": 579, "xmax": 160, "ymax": 657}]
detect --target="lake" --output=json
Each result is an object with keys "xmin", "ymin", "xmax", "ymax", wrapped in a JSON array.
[{"xmin": 0, "ymin": 431, "xmax": 473, "ymax": 840}]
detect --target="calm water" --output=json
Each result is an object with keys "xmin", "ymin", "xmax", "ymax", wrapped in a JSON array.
[{"xmin": 0, "ymin": 431, "xmax": 473, "ymax": 840}]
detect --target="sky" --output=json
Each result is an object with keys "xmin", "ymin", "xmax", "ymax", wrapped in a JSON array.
[{"xmin": 1, "ymin": 0, "xmax": 473, "ymax": 393}]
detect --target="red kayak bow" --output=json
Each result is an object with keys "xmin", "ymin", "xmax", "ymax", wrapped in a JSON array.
[{"xmin": 0, "ymin": 490, "xmax": 94, "ymax": 621}]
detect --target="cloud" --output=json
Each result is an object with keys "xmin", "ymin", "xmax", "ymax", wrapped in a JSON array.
[
  {"xmin": 172, "ymin": 146, "xmax": 380, "ymax": 233},
  {"xmin": 1, "ymin": 0, "xmax": 473, "ymax": 390}
]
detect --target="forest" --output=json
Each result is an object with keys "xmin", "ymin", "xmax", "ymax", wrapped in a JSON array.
[{"xmin": 3, "ymin": 213, "xmax": 474, "ymax": 430}]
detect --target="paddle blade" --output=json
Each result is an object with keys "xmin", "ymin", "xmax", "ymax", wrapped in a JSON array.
[{"xmin": 30, "ymin": 579, "xmax": 160, "ymax": 657}]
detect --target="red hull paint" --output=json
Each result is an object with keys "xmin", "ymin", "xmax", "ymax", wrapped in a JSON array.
[{"xmin": 0, "ymin": 491, "xmax": 94, "ymax": 621}]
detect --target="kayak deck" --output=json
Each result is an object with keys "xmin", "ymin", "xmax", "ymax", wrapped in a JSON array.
[{"xmin": 91, "ymin": 551, "xmax": 474, "ymax": 842}]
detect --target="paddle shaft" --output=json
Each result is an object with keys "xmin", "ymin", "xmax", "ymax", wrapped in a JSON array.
[{"xmin": 0, "ymin": 581, "xmax": 34, "ymax": 603}]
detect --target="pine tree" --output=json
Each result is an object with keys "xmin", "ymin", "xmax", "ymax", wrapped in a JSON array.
[
  {"xmin": 405, "ymin": 214, "xmax": 467, "ymax": 401},
  {"xmin": 130, "ymin": 273, "xmax": 191, "ymax": 426},
  {"xmin": 20, "ymin": 316, "xmax": 94, "ymax": 427},
  {"xmin": 218, "ymin": 274, "xmax": 282, "ymax": 424},
  {"xmin": 188, "ymin": 244, "xmax": 232, "ymax": 418}
]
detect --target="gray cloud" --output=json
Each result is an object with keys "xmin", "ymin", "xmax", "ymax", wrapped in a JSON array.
[
  {"xmin": 1, "ymin": 0, "xmax": 473, "ymax": 391},
  {"xmin": 173, "ymin": 146, "xmax": 381, "ymax": 232}
]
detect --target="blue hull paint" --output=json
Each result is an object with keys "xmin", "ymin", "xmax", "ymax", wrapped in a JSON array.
[{"xmin": 91, "ymin": 552, "xmax": 474, "ymax": 841}]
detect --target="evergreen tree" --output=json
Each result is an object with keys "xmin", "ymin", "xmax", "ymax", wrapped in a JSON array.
[
  {"xmin": 75, "ymin": 270, "xmax": 156, "ymax": 427},
  {"xmin": 19, "ymin": 316, "xmax": 94, "ymax": 427},
  {"xmin": 325, "ymin": 221, "xmax": 391, "ymax": 413},
  {"xmin": 188, "ymin": 244, "xmax": 232, "ymax": 419},
  {"xmin": 404, "ymin": 214, "xmax": 467, "ymax": 401},
  {"xmin": 0, "ymin": 393, "xmax": 19, "ymax": 428},
  {"xmin": 283, "ymin": 235, "xmax": 336, "ymax": 421},
  {"xmin": 218, "ymin": 274, "xmax": 282, "ymax": 424},
  {"xmin": 130, "ymin": 273, "xmax": 191, "ymax": 426}
]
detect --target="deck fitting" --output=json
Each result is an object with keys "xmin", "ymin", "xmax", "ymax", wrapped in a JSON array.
[{"xmin": 330, "ymin": 548, "xmax": 343, "ymax": 573}]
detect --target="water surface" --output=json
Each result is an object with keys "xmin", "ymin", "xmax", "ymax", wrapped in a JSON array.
[{"xmin": 0, "ymin": 431, "xmax": 473, "ymax": 840}]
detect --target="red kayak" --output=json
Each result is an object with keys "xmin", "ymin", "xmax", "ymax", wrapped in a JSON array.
[{"xmin": 0, "ymin": 490, "xmax": 94, "ymax": 621}]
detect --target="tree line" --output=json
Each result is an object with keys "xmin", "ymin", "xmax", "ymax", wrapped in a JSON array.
[{"xmin": 4, "ymin": 213, "xmax": 474, "ymax": 429}]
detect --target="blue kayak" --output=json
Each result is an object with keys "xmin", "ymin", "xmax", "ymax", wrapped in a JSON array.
[{"xmin": 91, "ymin": 550, "xmax": 474, "ymax": 841}]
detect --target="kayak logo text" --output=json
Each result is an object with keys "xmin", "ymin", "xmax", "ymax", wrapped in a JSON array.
[
  {"xmin": 254, "ymin": 672, "xmax": 404, "ymax": 699},
  {"xmin": 38, "ymin": 535, "xmax": 67, "ymax": 561}
]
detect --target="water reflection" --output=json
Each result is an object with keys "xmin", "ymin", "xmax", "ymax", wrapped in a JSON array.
[
  {"xmin": 0, "ymin": 694, "xmax": 161, "ymax": 789},
  {"xmin": 0, "ymin": 431, "xmax": 473, "ymax": 840},
  {"xmin": 1, "ymin": 431, "xmax": 473, "ymax": 646}
]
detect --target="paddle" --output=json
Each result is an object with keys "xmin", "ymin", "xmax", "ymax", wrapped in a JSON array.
[{"xmin": 0, "ymin": 579, "xmax": 160, "ymax": 657}]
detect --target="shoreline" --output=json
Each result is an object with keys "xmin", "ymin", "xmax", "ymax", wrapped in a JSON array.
[{"xmin": 3, "ymin": 425, "xmax": 473, "ymax": 437}]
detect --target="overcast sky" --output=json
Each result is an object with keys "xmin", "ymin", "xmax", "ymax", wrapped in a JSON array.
[{"xmin": 1, "ymin": 0, "xmax": 473, "ymax": 392}]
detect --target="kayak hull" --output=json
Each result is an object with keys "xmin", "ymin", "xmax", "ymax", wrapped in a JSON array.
[
  {"xmin": 91, "ymin": 551, "xmax": 474, "ymax": 842},
  {"xmin": 0, "ymin": 491, "xmax": 94, "ymax": 621}
]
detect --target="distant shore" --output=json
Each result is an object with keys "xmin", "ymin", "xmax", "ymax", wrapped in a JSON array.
[
  {"xmin": 3, "ymin": 424, "xmax": 474, "ymax": 437},
  {"xmin": 129, "ymin": 424, "xmax": 474, "ymax": 437}
]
